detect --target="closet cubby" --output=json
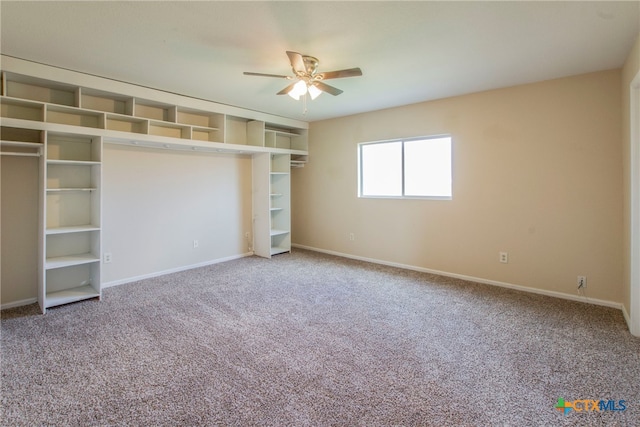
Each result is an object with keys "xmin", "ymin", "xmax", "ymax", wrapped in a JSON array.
[
  {"xmin": 1, "ymin": 126, "xmax": 43, "ymax": 144},
  {"xmin": 148, "ymin": 121, "xmax": 191, "ymax": 139},
  {"xmin": 46, "ymin": 190, "xmax": 95, "ymax": 228},
  {"xmin": 271, "ymin": 152, "xmax": 290, "ymax": 173},
  {"xmin": 45, "ymin": 231, "xmax": 100, "ymax": 269},
  {"xmin": 46, "ymin": 105, "xmax": 104, "ymax": 129},
  {"xmin": 179, "ymin": 108, "xmax": 224, "ymax": 143},
  {"xmin": 134, "ymin": 100, "xmax": 176, "ymax": 122},
  {"xmin": 47, "ymin": 133, "xmax": 101, "ymax": 163},
  {"xmin": 1, "ymin": 98, "xmax": 45, "ymax": 122},
  {"xmin": 247, "ymin": 120, "xmax": 266, "ymax": 147},
  {"xmin": 3, "ymin": 72, "xmax": 78, "ymax": 107},
  {"xmin": 80, "ymin": 88, "xmax": 134, "ymax": 115},
  {"xmin": 265, "ymin": 127, "xmax": 307, "ymax": 150},
  {"xmin": 192, "ymin": 127, "xmax": 222, "ymax": 142},
  {"xmin": 44, "ymin": 263, "xmax": 100, "ymax": 308},
  {"xmin": 105, "ymin": 115, "xmax": 148, "ymax": 134},
  {"xmin": 244, "ymin": 120, "xmax": 308, "ymax": 152},
  {"xmin": 0, "ymin": 127, "xmax": 43, "ymax": 157},
  {"xmin": 244, "ymin": 121, "xmax": 309, "ymax": 167},
  {"xmin": 225, "ymin": 116, "xmax": 249, "ymax": 145},
  {"xmin": 47, "ymin": 163, "xmax": 96, "ymax": 191},
  {"xmin": 177, "ymin": 108, "xmax": 223, "ymax": 128}
]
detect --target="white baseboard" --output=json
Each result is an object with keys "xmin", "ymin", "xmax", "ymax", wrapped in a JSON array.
[
  {"xmin": 1, "ymin": 253, "xmax": 254, "ymax": 310},
  {"xmin": 3, "ymin": 247, "xmax": 625, "ymax": 319},
  {"xmin": 293, "ymin": 244, "xmax": 624, "ymax": 311},
  {"xmin": 103, "ymin": 252, "xmax": 254, "ymax": 288},
  {"xmin": 1, "ymin": 297, "xmax": 37, "ymax": 310}
]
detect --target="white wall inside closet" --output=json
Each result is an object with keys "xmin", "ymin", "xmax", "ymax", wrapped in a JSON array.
[{"xmin": 101, "ymin": 144, "xmax": 253, "ymax": 285}]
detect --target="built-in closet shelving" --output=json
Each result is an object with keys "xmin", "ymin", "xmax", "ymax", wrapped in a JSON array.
[
  {"xmin": 0, "ymin": 68, "xmax": 308, "ymax": 164},
  {"xmin": 0, "ymin": 55, "xmax": 309, "ymax": 312},
  {"xmin": 253, "ymin": 153, "xmax": 292, "ymax": 257},
  {"xmin": 44, "ymin": 132, "xmax": 102, "ymax": 311}
]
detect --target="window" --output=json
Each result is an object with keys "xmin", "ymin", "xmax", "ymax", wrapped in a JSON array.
[{"xmin": 358, "ymin": 136, "xmax": 452, "ymax": 199}]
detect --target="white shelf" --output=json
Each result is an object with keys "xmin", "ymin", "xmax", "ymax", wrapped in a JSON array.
[
  {"xmin": 47, "ymin": 188, "xmax": 96, "ymax": 192},
  {"xmin": 45, "ymin": 284, "xmax": 100, "ymax": 308},
  {"xmin": 270, "ymin": 229, "xmax": 289, "ymax": 237},
  {"xmin": 46, "ymin": 225, "xmax": 101, "ymax": 235},
  {"xmin": 46, "ymin": 253, "xmax": 100, "ymax": 269},
  {"xmin": 270, "ymin": 207, "xmax": 283, "ymax": 212},
  {"xmin": 191, "ymin": 125, "xmax": 220, "ymax": 132},
  {"xmin": 270, "ymin": 246, "xmax": 290, "ymax": 256},
  {"xmin": 46, "ymin": 159, "xmax": 100, "ymax": 166}
]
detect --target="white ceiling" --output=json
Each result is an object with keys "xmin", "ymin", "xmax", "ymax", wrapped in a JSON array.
[{"xmin": 1, "ymin": 1, "xmax": 639, "ymax": 122}]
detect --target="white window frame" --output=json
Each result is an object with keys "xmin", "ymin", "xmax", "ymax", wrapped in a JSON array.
[{"xmin": 357, "ymin": 135, "xmax": 452, "ymax": 200}]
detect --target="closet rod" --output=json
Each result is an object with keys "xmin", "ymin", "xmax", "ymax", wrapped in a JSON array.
[{"xmin": 0, "ymin": 152, "xmax": 41, "ymax": 157}]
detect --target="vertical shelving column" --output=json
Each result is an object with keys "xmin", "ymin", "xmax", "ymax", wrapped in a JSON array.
[
  {"xmin": 42, "ymin": 132, "xmax": 102, "ymax": 312},
  {"xmin": 252, "ymin": 153, "xmax": 291, "ymax": 258},
  {"xmin": 269, "ymin": 154, "xmax": 291, "ymax": 255}
]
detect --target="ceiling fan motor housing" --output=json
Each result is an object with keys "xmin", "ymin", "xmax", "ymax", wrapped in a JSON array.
[{"xmin": 298, "ymin": 56, "xmax": 319, "ymax": 77}]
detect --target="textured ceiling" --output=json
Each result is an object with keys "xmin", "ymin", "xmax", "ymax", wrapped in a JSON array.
[{"xmin": 1, "ymin": 1, "xmax": 639, "ymax": 122}]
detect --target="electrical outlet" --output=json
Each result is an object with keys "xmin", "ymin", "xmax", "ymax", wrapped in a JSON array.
[
  {"xmin": 244, "ymin": 232, "xmax": 250, "ymax": 239},
  {"xmin": 577, "ymin": 276, "xmax": 587, "ymax": 289},
  {"xmin": 349, "ymin": 233, "xmax": 355, "ymax": 241},
  {"xmin": 104, "ymin": 253, "xmax": 112, "ymax": 264},
  {"xmin": 193, "ymin": 240, "xmax": 199, "ymax": 248},
  {"xmin": 499, "ymin": 252, "xmax": 508, "ymax": 263}
]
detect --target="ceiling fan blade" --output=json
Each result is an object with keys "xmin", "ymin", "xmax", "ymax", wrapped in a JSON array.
[
  {"xmin": 243, "ymin": 72, "xmax": 290, "ymax": 79},
  {"xmin": 318, "ymin": 68, "xmax": 363, "ymax": 80},
  {"xmin": 314, "ymin": 81, "xmax": 343, "ymax": 96},
  {"xmin": 276, "ymin": 81, "xmax": 298, "ymax": 95},
  {"xmin": 286, "ymin": 51, "xmax": 306, "ymax": 75}
]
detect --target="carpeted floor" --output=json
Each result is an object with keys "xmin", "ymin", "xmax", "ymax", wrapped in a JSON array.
[{"xmin": 2, "ymin": 249, "xmax": 639, "ymax": 426}]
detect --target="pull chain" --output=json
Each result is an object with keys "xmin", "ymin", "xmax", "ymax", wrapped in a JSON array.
[{"xmin": 302, "ymin": 92, "xmax": 308, "ymax": 116}]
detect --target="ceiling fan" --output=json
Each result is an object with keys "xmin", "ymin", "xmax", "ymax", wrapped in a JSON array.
[{"xmin": 244, "ymin": 51, "xmax": 362, "ymax": 100}]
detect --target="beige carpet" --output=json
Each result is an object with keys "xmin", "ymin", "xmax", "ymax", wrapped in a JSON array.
[{"xmin": 2, "ymin": 249, "xmax": 639, "ymax": 426}]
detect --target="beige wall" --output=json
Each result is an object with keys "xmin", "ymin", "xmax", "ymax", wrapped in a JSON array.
[
  {"xmin": 622, "ymin": 33, "xmax": 640, "ymax": 314},
  {"xmin": 102, "ymin": 144, "xmax": 253, "ymax": 285},
  {"xmin": 1, "ymin": 156, "xmax": 39, "ymax": 305},
  {"xmin": 293, "ymin": 69, "xmax": 623, "ymax": 303}
]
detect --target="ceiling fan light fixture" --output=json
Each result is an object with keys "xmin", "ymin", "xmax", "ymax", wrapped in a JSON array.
[
  {"xmin": 308, "ymin": 84, "xmax": 322, "ymax": 100},
  {"xmin": 288, "ymin": 80, "xmax": 308, "ymax": 100}
]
